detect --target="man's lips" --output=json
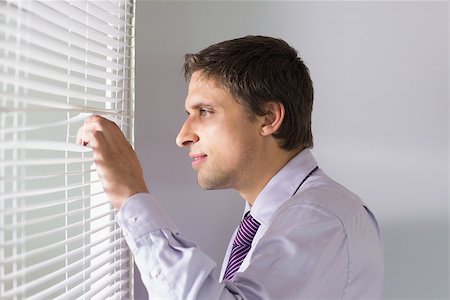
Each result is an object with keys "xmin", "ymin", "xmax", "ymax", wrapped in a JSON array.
[{"xmin": 189, "ymin": 153, "xmax": 207, "ymax": 167}]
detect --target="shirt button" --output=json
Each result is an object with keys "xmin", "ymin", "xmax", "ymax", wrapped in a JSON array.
[
  {"xmin": 122, "ymin": 230, "xmax": 128, "ymax": 237},
  {"xmin": 150, "ymin": 269, "xmax": 160, "ymax": 279},
  {"xmin": 128, "ymin": 216, "xmax": 138, "ymax": 224}
]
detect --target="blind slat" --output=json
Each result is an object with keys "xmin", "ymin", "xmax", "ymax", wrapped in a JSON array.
[
  {"xmin": 0, "ymin": 8, "xmax": 128, "ymax": 58},
  {"xmin": 0, "ymin": 41, "xmax": 128, "ymax": 81},
  {"xmin": 1, "ymin": 190, "xmax": 104, "ymax": 216},
  {"xmin": 82, "ymin": 274, "xmax": 130, "ymax": 299},
  {"xmin": 0, "ymin": 112, "xmax": 88, "ymax": 135},
  {"xmin": 1, "ymin": 168, "xmax": 96, "ymax": 181},
  {"xmin": 0, "ymin": 76, "xmax": 122, "ymax": 104},
  {"xmin": 1, "ymin": 210, "xmax": 115, "ymax": 246},
  {"xmin": 2, "ymin": 237, "xmax": 125, "ymax": 281},
  {"xmin": 0, "ymin": 93, "xmax": 130, "ymax": 115},
  {"xmin": 1, "ymin": 200, "xmax": 110, "ymax": 230},
  {"xmin": 1, "ymin": 223, "xmax": 120, "ymax": 265},
  {"xmin": 30, "ymin": 1, "xmax": 129, "ymax": 48},
  {"xmin": 68, "ymin": 0, "xmax": 129, "ymax": 27},
  {"xmin": 36, "ymin": 261, "xmax": 129, "ymax": 300},
  {"xmin": 0, "ymin": 156, "xmax": 94, "ymax": 167},
  {"xmin": 88, "ymin": 280, "xmax": 130, "ymax": 300},
  {"xmin": 38, "ymin": 0, "xmax": 128, "ymax": 37},
  {"xmin": 1, "ymin": 25, "xmax": 130, "ymax": 69},
  {"xmin": 0, "ymin": 140, "xmax": 92, "ymax": 153},
  {"xmin": 91, "ymin": 0, "xmax": 131, "ymax": 16},
  {"xmin": 0, "ymin": 58, "xmax": 126, "ymax": 93},
  {"xmin": 55, "ymin": 263, "xmax": 129, "ymax": 300},
  {"xmin": 2, "ymin": 253, "xmax": 127, "ymax": 298}
]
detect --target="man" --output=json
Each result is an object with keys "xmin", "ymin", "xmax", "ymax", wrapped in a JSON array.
[{"xmin": 77, "ymin": 36, "xmax": 383, "ymax": 299}]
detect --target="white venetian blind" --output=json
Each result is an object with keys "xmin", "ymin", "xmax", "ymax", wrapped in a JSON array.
[{"xmin": 0, "ymin": 0, "xmax": 135, "ymax": 299}]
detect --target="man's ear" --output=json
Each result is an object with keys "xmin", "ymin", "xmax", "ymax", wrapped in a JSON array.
[{"xmin": 260, "ymin": 102, "xmax": 285, "ymax": 136}]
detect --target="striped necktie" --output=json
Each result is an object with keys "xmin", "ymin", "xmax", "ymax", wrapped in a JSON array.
[{"xmin": 223, "ymin": 212, "xmax": 261, "ymax": 281}]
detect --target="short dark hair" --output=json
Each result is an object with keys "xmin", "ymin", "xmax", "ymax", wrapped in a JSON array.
[{"xmin": 183, "ymin": 35, "xmax": 314, "ymax": 151}]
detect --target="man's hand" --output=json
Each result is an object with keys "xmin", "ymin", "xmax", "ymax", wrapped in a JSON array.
[{"xmin": 76, "ymin": 115, "xmax": 148, "ymax": 209}]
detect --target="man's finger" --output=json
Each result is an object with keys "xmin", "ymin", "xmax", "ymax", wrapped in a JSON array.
[
  {"xmin": 76, "ymin": 123, "xmax": 92, "ymax": 146},
  {"xmin": 76, "ymin": 115, "xmax": 104, "ymax": 145}
]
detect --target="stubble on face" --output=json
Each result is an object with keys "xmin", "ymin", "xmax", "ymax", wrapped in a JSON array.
[
  {"xmin": 196, "ymin": 167, "xmax": 233, "ymax": 190},
  {"xmin": 195, "ymin": 134, "xmax": 257, "ymax": 191}
]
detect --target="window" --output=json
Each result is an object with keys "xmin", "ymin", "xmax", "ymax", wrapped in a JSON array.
[{"xmin": 0, "ymin": 0, "xmax": 135, "ymax": 298}]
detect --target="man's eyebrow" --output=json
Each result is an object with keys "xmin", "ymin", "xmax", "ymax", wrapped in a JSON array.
[{"xmin": 185, "ymin": 102, "xmax": 215, "ymax": 114}]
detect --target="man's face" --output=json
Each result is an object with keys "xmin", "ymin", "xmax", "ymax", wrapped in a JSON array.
[{"xmin": 176, "ymin": 71, "xmax": 263, "ymax": 190}]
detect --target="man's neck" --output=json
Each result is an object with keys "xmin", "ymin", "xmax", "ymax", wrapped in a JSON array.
[{"xmin": 238, "ymin": 147, "xmax": 303, "ymax": 205}]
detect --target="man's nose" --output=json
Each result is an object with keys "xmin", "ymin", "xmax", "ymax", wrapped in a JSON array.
[{"xmin": 176, "ymin": 119, "xmax": 199, "ymax": 147}]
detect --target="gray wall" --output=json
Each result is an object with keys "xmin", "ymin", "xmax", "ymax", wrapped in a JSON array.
[{"xmin": 135, "ymin": 1, "xmax": 449, "ymax": 299}]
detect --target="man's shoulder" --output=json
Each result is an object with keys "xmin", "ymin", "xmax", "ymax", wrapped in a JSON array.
[{"xmin": 272, "ymin": 169, "xmax": 371, "ymax": 229}]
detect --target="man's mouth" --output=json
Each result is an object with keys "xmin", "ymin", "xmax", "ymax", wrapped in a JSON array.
[{"xmin": 189, "ymin": 153, "xmax": 207, "ymax": 167}]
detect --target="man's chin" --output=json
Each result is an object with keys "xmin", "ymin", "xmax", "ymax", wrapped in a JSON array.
[
  {"xmin": 197, "ymin": 180, "xmax": 220, "ymax": 190},
  {"xmin": 197, "ymin": 174, "xmax": 228, "ymax": 190}
]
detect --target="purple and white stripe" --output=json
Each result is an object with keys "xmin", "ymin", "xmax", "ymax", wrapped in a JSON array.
[{"xmin": 223, "ymin": 212, "xmax": 261, "ymax": 281}]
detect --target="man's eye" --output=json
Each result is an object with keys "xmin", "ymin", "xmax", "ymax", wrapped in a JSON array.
[{"xmin": 200, "ymin": 108, "xmax": 211, "ymax": 116}]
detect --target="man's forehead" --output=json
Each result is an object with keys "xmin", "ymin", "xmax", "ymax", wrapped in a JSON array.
[
  {"xmin": 184, "ymin": 70, "xmax": 246, "ymax": 112},
  {"xmin": 184, "ymin": 90, "xmax": 219, "ymax": 111},
  {"xmin": 189, "ymin": 71, "xmax": 221, "ymax": 89},
  {"xmin": 186, "ymin": 74, "xmax": 224, "ymax": 104}
]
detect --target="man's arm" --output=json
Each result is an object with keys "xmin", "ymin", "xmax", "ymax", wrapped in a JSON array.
[
  {"xmin": 76, "ymin": 115, "xmax": 148, "ymax": 208},
  {"xmin": 76, "ymin": 115, "xmax": 245, "ymax": 299},
  {"xmin": 117, "ymin": 193, "xmax": 247, "ymax": 299}
]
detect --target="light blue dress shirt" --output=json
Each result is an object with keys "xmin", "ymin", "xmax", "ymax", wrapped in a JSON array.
[{"xmin": 117, "ymin": 149, "xmax": 384, "ymax": 299}]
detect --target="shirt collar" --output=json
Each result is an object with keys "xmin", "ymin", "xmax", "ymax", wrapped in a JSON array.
[{"xmin": 245, "ymin": 148, "xmax": 318, "ymax": 226}]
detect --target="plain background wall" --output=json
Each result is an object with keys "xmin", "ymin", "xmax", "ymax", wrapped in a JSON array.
[{"xmin": 134, "ymin": 1, "xmax": 449, "ymax": 299}]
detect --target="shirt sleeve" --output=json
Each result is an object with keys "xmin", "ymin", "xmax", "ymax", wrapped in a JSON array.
[{"xmin": 116, "ymin": 193, "xmax": 243, "ymax": 300}]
